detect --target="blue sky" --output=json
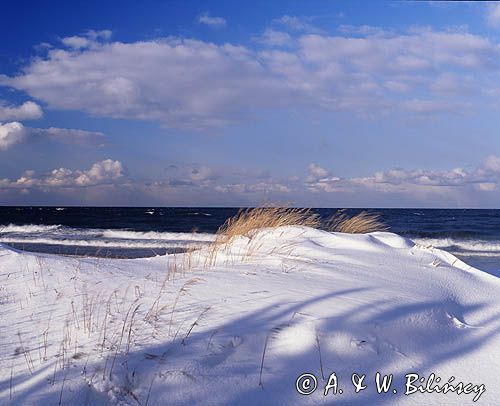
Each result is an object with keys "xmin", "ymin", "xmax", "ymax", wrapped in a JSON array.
[{"xmin": 1, "ymin": 0, "xmax": 500, "ymax": 207}]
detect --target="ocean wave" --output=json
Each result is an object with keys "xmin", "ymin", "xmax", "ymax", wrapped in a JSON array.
[
  {"xmin": 0, "ymin": 224, "xmax": 62, "ymax": 233},
  {"xmin": 413, "ymin": 237, "xmax": 500, "ymax": 253},
  {"xmin": 101, "ymin": 229, "xmax": 216, "ymax": 242},
  {"xmin": 0, "ymin": 237, "xmax": 209, "ymax": 249},
  {"xmin": 0, "ymin": 223, "xmax": 215, "ymax": 240},
  {"xmin": 0, "ymin": 223, "xmax": 216, "ymax": 251}
]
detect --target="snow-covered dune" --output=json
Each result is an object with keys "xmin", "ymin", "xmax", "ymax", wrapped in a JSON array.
[{"xmin": 0, "ymin": 226, "xmax": 499, "ymax": 405}]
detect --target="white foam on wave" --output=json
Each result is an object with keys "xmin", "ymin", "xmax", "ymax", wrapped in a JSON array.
[
  {"xmin": 0, "ymin": 224, "xmax": 62, "ymax": 233},
  {"xmin": 0, "ymin": 237, "xmax": 209, "ymax": 249},
  {"xmin": 101, "ymin": 229, "xmax": 216, "ymax": 242},
  {"xmin": 413, "ymin": 237, "xmax": 500, "ymax": 253},
  {"xmin": 0, "ymin": 223, "xmax": 215, "ymax": 241},
  {"xmin": 0, "ymin": 223, "xmax": 216, "ymax": 251}
]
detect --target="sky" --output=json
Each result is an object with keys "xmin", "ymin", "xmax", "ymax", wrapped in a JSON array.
[{"xmin": 2, "ymin": 0, "xmax": 500, "ymax": 207}]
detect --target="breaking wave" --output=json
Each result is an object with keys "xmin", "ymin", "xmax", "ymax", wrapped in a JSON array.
[
  {"xmin": 413, "ymin": 237, "xmax": 500, "ymax": 255},
  {"xmin": 0, "ymin": 223, "xmax": 215, "ymax": 252},
  {"xmin": 0, "ymin": 224, "xmax": 62, "ymax": 233}
]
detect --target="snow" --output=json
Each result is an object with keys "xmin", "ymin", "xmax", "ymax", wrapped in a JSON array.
[{"xmin": 0, "ymin": 226, "xmax": 499, "ymax": 405}]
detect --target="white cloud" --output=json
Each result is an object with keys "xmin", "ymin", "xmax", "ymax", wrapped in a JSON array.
[
  {"xmin": 261, "ymin": 29, "xmax": 498, "ymax": 114},
  {"xmin": 62, "ymin": 36, "xmax": 92, "ymax": 49},
  {"xmin": 342, "ymin": 156, "xmax": 500, "ymax": 194},
  {"xmin": 293, "ymin": 156, "xmax": 500, "ymax": 199},
  {"xmin": 308, "ymin": 163, "xmax": 329, "ymax": 179},
  {"xmin": 0, "ymin": 122, "xmax": 26, "ymax": 150},
  {"xmin": 477, "ymin": 182, "xmax": 496, "ymax": 191},
  {"xmin": 306, "ymin": 163, "xmax": 341, "ymax": 192},
  {"xmin": 61, "ymin": 30, "xmax": 112, "ymax": 49},
  {"xmin": 429, "ymin": 73, "xmax": 474, "ymax": 95},
  {"xmin": 486, "ymin": 4, "xmax": 500, "ymax": 28},
  {"xmin": 3, "ymin": 27, "xmax": 500, "ymax": 129},
  {"xmin": 3, "ymin": 37, "xmax": 290, "ymax": 130},
  {"xmin": 214, "ymin": 181, "xmax": 291, "ymax": 194},
  {"xmin": 478, "ymin": 155, "xmax": 500, "ymax": 174},
  {"xmin": 198, "ymin": 13, "xmax": 226, "ymax": 28},
  {"xmin": 273, "ymin": 15, "xmax": 318, "ymax": 32},
  {"xmin": 73, "ymin": 159, "xmax": 123, "ymax": 186},
  {"xmin": 257, "ymin": 29, "xmax": 292, "ymax": 47},
  {"xmin": 3, "ymin": 156, "xmax": 500, "ymax": 206},
  {"xmin": 2, "ymin": 159, "xmax": 124, "ymax": 189},
  {"xmin": 0, "ymin": 122, "xmax": 105, "ymax": 150},
  {"xmin": 32, "ymin": 127, "xmax": 105, "ymax": 145},
  {"xmin": 0, "ymin": 101, "xmax": 43, "ymax": 121}
]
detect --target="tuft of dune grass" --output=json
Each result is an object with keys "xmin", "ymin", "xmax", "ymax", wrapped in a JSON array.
[
  {"xmin": 326, "ymin": 209, "xmax": 388, "ymax": 234},
  {"xmin": 205, "ymin": 207, "xmax": 320, "ymax": 266},
  {"xmin": 216, "ymin": 207, "xmax": 321, "ymax": 241},
  {"xmin": 203, "ymin": 206, "xmax": 387, "ymax": 266}
]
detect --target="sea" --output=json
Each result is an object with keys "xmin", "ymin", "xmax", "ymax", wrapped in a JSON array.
[{"xmin": 0, "ymin": 207, "xmax": 499, "ymax": 277}]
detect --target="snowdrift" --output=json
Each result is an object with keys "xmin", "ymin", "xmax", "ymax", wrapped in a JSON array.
[{"xmin": 0, "ymin": 226, "xmax": 499, "ymax": 405}]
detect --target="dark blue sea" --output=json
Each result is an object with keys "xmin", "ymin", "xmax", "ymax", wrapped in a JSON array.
[{"xmin": 1, "ymin": 207, "xmax": 499, "ymax": 277}]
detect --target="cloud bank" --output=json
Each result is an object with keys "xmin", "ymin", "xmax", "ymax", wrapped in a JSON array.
[
  {"xmin": 3, "ymin": 25, "xmax": 500, "ymax": 130},
  {"xmin": 3, "ymin": 156, "xmax": 500, "ymax": 207}
]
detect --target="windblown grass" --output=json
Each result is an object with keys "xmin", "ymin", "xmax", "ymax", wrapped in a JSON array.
[
  {"xmin": 217, "ymin": 207, "xmax": 320, "ymax": 241},
  {"xmin": 202, "ymin": 207, "xmax": 387, "ymax": 266},
  {"xmin": 326, "ymin": 209, "xmax": 388, "ymax": 234},
  {"xmin": 205, "ymin": 207, "xmax": 320, "ymax": 266}
]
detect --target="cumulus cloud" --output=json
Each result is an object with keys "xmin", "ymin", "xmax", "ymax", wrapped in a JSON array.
[
  {"xmin": 3, "ymin": 26, "xmax": 500, "ymax": 129},
  {"xmin": 334, "ymin": 156, "xmax": 500, "ymax": 195},
  {"xmin": 73, "ymin": 159, "xmax": 123, "ymax": 186},
  {"xmin": 0, "ymin": 122, "xmax": 26, "ymax": 150},
  {"xmin": 3, "ymin": 157, "xmax": 500, "ymax": 206},
  {"xmin": 306, "ymin": 163, "xmax": 341, "ymax": 192},
  {"xmin": 257, "ymin": 29, "xmax": 292, "ymax": 47},
  {"xmin": 61, "ymin": 30, "xmax": 112, "ymax": 49},
  {"xmin": 0, "ymin": 101, "xmax": 43, "ymax": 121},
  {"xmin": 198, "ymin": 13, "xmax": 226, "ymax": 28},
  {"xmin": 3, "ymin": 37, "xmax": 290, "ymax": 129},
  {"xmin": 1, "ymin": 159, "xmax": 124, "ymax": 189},
  {"xmin": 0, "ymin": 122, "xmax": 105, "ymax": 150}
]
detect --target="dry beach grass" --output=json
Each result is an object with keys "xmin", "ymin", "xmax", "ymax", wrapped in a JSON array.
[
  {"xmin": 203, "ymin": 206, "xmax": 387, "ymax": 266},
  {"xmin": 326, "ymin": 209, "xmax": 388, "ymax": 234}
]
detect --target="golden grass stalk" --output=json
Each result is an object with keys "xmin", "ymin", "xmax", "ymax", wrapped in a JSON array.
[
  {"xmin": 205, "ymin": 207, "xmax": 320, "ymax": 266},
  {"xmin": 326, "ymin": 209, "xmax": 388, "ymax": 234},
  {"xmin": 217, "ymin": 207, "xmax": 320, "ymax": 241}
]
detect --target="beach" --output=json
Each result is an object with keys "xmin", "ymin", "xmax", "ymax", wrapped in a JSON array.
[{"xmin": 1, "ymin": 222, "xmax": 499, "ymax": 404}]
